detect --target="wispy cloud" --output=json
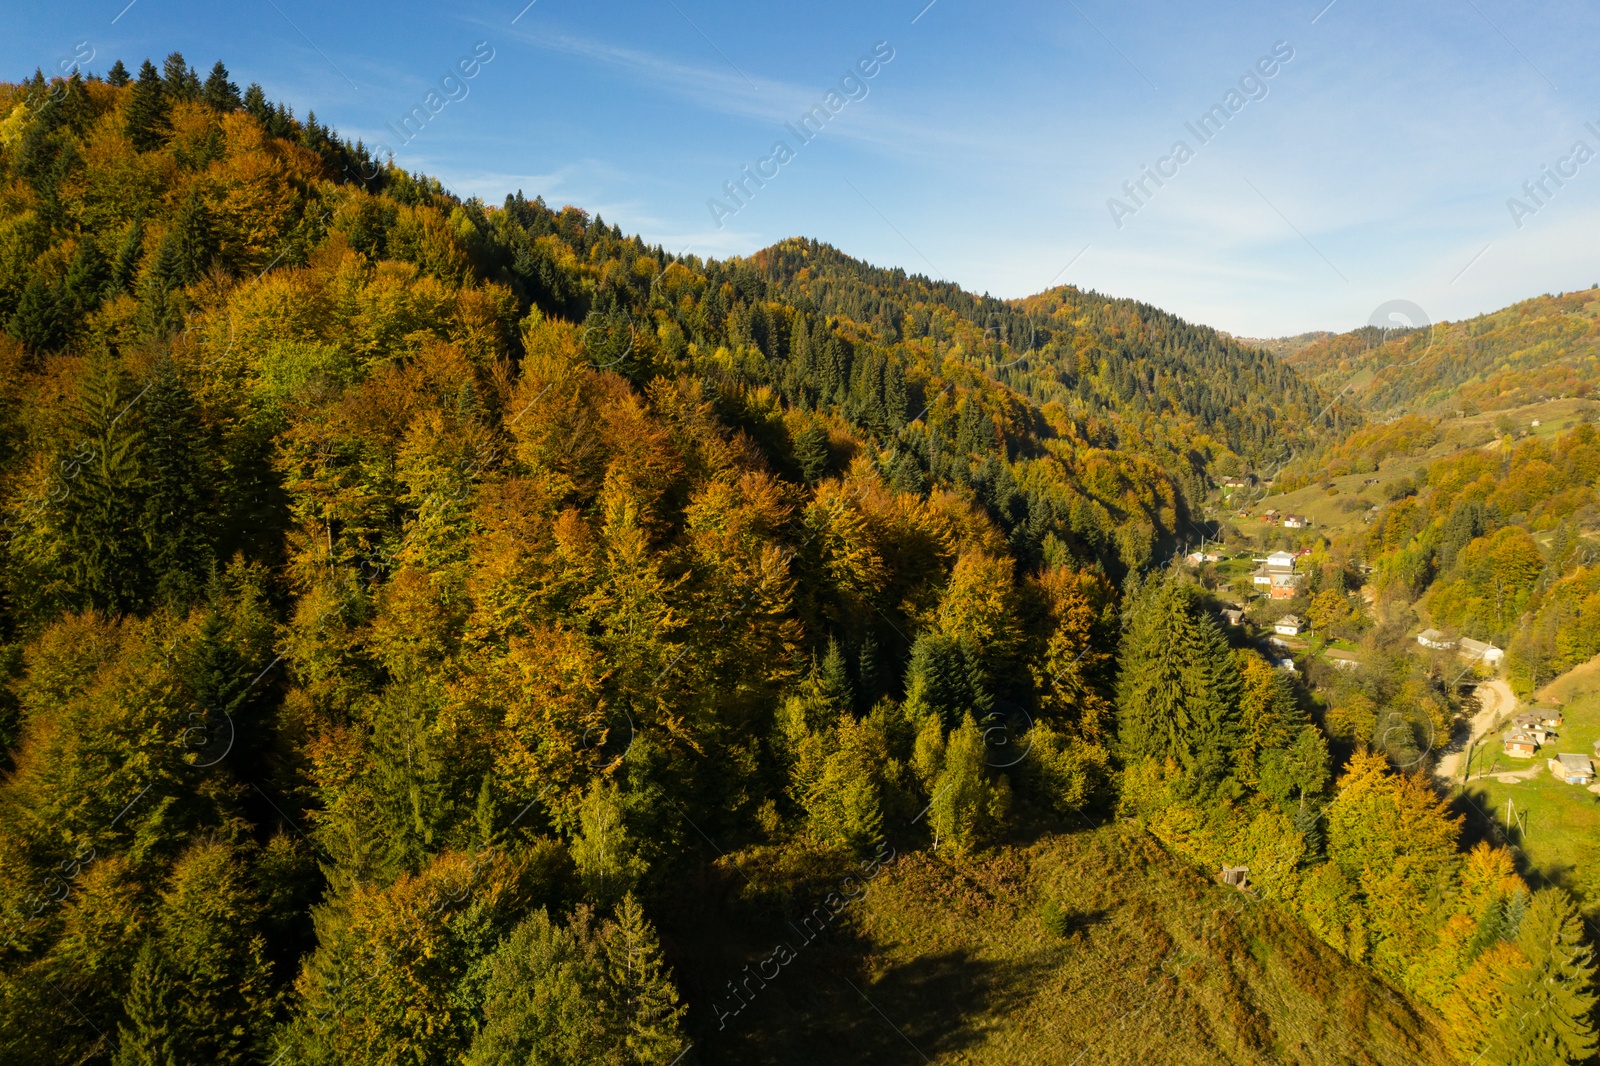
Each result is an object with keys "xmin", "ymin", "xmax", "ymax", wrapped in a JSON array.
[{"xmin": 491, "ymin": 21, "xmax": 985, "ymax": 157}]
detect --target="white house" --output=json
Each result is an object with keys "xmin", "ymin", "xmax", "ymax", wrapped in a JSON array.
[
  {"xmin": 1274, "ymin": 615, "xmax": 1304, "ymax": 637},
  {"xmin": 1458, "ymin": 637, "xmax": 1505, "ymax": 665},
  {"xmin": 1252, "ymin": 551, "xmax": 1303, "ymax": 600},
  {"xmin": 1282, "ymin": 514, "xmax": 1309, "ymax": 529},
  {"xmin": 1417, "ymin": 629, "xmax": 1454, "ymax": 650}
]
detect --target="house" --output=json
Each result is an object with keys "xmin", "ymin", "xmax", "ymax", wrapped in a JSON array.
[
  {"xmin": 1220, "ymin": 476, "xmax": 1253, "ymax": 489},
  {"xmin": 1251, "ymin": 551, "xmax": 1303, "ymax": 600},
  {"xmin": 1511, "ymin": 713, "xmax": 1552, "ymax": 744},
  {"xmin": 1274, "ymin": 657, "xmax": 1297, "ymax": 672},
  {"xmin": 1325, "ymin": 650, "xmax": 1360, "ymax": 671},
  {"xmin": 1220, "ymin": 607, "xmax": 1245, "ymax": 626},
  {"xmin": 1185, "ymin": 551, "xmax": 1221, "ymax": 566},
  {"xmin": 1504, "ymin": 731, "xmax": 1540, "ymax": 758},
  {"xmin": 1417, "ymin": 629, "xmax": 1455, "ymax": 650},
  {"xmin": 1554, "ymin": 753, "xmax": 1594, "ymax": 785},
  {"xmin": 1458, "ymin": 637, "xmax": 1505, "ymax": 665},
  {"xmin": 1282, "ymin": 514, "xmax": 1309, "ymax": 529},
  {"xmin": 1261, "ymin": 509, "xmax": 1280, "ymax": 523},
  {"xmin": 1220, "ymin": 865, "xmax": 1250, "ymax": 888},
  {"xmin": 1531, "ymin": 705, "xmax": 1563, "ymax": 729},
  {"xmin": 1274, "ymin": 615, "xmax": 1304, "ymax": 637}
]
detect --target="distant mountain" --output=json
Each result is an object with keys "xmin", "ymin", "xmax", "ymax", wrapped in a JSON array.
[
  {"xmin": 755, "ymin": 238, "xmax": 1334, "ymax": 475},
  {"xmin": 1228, "ymin": 330, "xmax": 1335, "ymax": 359},
  {"xmin": 1281, "ymin": 288, "xmax": 1600, "ymax": 420}
]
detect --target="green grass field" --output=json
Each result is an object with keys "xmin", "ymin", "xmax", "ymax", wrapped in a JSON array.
[{"xmin": 1456, "ymin": 681, "xmax": 1600, "ymax": 896}]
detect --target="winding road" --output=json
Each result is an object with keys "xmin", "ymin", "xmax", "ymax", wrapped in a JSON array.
[{"xmin": 1435, "ymin": 678, "xmax": 1516, "ymax": 782}]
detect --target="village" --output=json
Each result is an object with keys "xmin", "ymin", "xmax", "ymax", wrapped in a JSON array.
[{"xmin": 1201, "ymin": 454, "xmax": 1600, "ymax": 889}]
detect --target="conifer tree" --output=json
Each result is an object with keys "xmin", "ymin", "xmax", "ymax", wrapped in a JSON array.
[
  {"xmin": 6, "ymin": 276, "xmax": 67, "ymax": 352},
  {"xmin": 1115, "ymin": 574, "xmax": 1242, "ymax": 792},
  {"xmin": 57, "ymin": 357, "xmax": 151, "ymax": 612},
  {"xmin": 818, "ymin": 637, "xmax": 853, "ymax": 710},
  {"xmin": 1482, "ymin": 889, "xmax": 1598, "ymax": 1065},
  {"xmin": 151, "ymin": 193, "xmax": 215, "ymax": 289},
  {"xmin": 112, "ymin": 940, "xmax": 181, "ymax": 1066},
  {"xmin": 161, "ymin": 52, "xmax": 200, "ymax": 99},
  {"xmin": 201, "ymin": 61, "xmax": 240, "ymax": 110},
  {"xmin": 106, "ymin": 59, "xmax": 130, "ymax": 87},
  {"xmin": 111, "ymin": 219, "xmax": 144, "ymax": 292},
  {"xmin": 141, "ymin": 357, "xmax": 214, "ymax": 605},
  {"xmin": 125, "ymin": 59, "xmax": 170, "ymax": 151},
  {"xmin": 601, "ymin": 894, "xmax": 689, "ymax": 1064}
]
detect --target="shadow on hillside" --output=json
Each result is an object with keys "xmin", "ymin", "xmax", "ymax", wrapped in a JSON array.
[{"xmin": 694, "ymin": 943, "xmax": 1053, "ymax": 1065}]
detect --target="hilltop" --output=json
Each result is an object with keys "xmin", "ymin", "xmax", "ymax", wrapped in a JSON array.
[{"xmin": 1281, "ymin": 288, "xmax": 1600, "ymax": 422}]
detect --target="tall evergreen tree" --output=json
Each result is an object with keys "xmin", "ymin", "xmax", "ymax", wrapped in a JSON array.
[
  {"xmin": 1115, "ymin": 574, "xmax": 1242, "ymax": 791},
  {"xmin": 601, "ymin": 895, "xmax": 689, "ymax": 1064},
  {"xmin": 201, "ymin": 61, "xmax": 240, "ymax": 110},
  {"xmin": 111, "ymin": 940, "xmax": 181, "ymax": 1066},
  {"xmin": 1483, "ymin": 890, "xmax": 1598, "ymax": 1065},
  {"xmin": 111, "ymin": 218, "xmax": 145, "ymax": 292},
  {"xmin": 125, "ymin": 59, "xmax": 170, "ymax": 151},
  {"xmin": 6, "ymin": 276, "xmax": 67, "ymax": 352},
  {"xmin": 161, "ymin": 52, "xmax": 200, "ymax": 100},
  {"xmin": 106, "ymin": 59, "xmax": 131, "ymax": 87},
  {"xmin": 141, "ymin": 357, "xmax": 213, "ymax": 605},
  {"xmin": 57, "ymin": 358, "xmax": 151, "ymax": 612}
]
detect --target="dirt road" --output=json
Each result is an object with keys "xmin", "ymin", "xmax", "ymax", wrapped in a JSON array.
[{"xmin": 1435, "ymin": 677, "xmax": 1516, "ymax": 781}]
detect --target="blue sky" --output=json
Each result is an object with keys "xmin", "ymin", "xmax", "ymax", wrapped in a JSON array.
[{"xmin": 8, "ymin": 0, "xmax": 1599, "ymax": 337}]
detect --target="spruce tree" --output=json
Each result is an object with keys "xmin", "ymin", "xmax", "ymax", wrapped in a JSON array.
[
  {"xmin": 1115, "ymin": 574, "xmax": 1243, "ymax": 792},
  {"xmin": 793, "ymin": 423, "xmax": 830, "ymax": 483},
  {"xmin": 106, "ymin": 59, "xmax": 130, "ymax": 87},
  {"xmin": 111, "ymin": 219, "xmax": 144, "ymax": 292},
  {"xmin": 58, "ymin": 357, "xmax": 151, "ymax": 612},
  {"xmin": 201, "ymin": 61, "xmax": 240, "ymax": 110},
  {"xmin": 241, "ymin": 83, "xmax": 269, "ymax": 122},
  {"xmin": 161, "ymin": 52, "xmax": 200, "ymax": 100},
  {"xmin": 151, "ymin": 193, "xmax": 214, "ymax": 289},
  {"xmin": 112, "ymin": 940, "xmax": 181, "ymax": 1066},
  {"xmin": 125, "ymin": 60, "xmax": 170, "ymax": 151},
  {"xmin": 6, "ymin": 276, "xmax": 67, "ymax": 352},
  {"xmin": 141, "ymin": 357, "xmax": 214, "ymax": 606},
  {"xmin": 1483, "ymin": 889, "xmax": 1598, "ymax": 1064},
  {"xmin": 61, "ymin": 238, "xmax": 109, "ymax": 320},
  {"xmin": 601, "ymin": 895, "xmax": 689, "ymax": 1064},
  {"xmin": 819, "ymin": 637, "xmax": 853, "ymax": 710}
]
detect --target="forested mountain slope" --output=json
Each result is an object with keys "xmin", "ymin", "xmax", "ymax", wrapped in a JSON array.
[
  {"xmin": 755, "ymin": 238, "xmax": 1331, "ymax": 480},
  {"xmin": 1282, "ymin": 288, "xmax": 1600, "ymax": 421},
  {"xmin": 0, "ymin": 54, "xmax": 1591, "ymax": 1066}
]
